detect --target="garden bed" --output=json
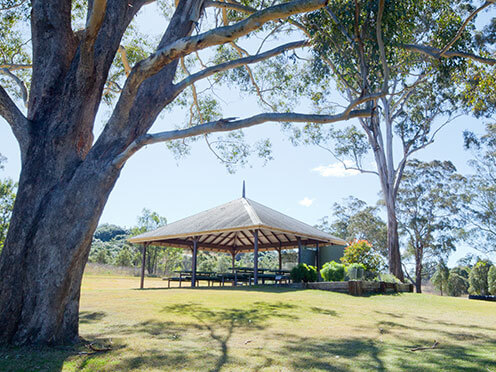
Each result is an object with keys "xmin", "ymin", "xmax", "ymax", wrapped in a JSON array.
[{"xmin": 306, "ymin": 280, "xmax": 414, "ymax": 296}]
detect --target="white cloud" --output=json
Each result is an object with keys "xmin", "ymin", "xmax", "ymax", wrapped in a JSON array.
[
  {"xmin": 312, "ymin": 161, "xmax": 360, "ymax": 178},
  {"xmin": 299, "ymin": 197, "xmax": 315, "ymax": 207}
]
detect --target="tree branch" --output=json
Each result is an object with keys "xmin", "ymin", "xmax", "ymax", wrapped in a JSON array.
[
  {"xmin": 125, "ymin": 0, "xmax": 327, "ymax": 91},
  {"xmin": 79, "ymin": 0, "xmax": 108, "ymax": 74},
  {"xmin": 0, "ymin": 0, "xmax": 27, "ymax": 11},
  {"xmin": 0, "ymin": 68, "xmax": 28, "ymax": 106},
  {"xmin": 316, "ymin": 144, "xmax": 379, "ymax": 176},
  {"xmin": 118, "ymin": 45, "xmax": 132, "ymax": 77},
  {"xmin": 401, "ymin": 44, "xmax": 496, "ymax": 66},
  {"xmin": 438, "ymin": 1, "xmax": 493, "ymax": 57},
  {"xmin": 230, "ymin": 41, "xmax": 277, "ymax": 111},
  {"xmin": 324, "ymin": 6, "xmax": 355, "ymax": 46},
  {"xmin": 205, "ymin": 0, "xmax": 256, "ymax": 14},
  {"xmin": 376, "ymin": 0, "xmax": 389, "ymax": 93},
  {"xmin": 173, "ymin": 41, "xmax": 308, "ymax": 104},
  {"xmin": 112, "ymin": 108, "xmax": 372, "ymax": 168},
  {"xmin": 0, "ymin": 64, "xmax": 32, "ymax": 71},
  {"xmin": 0, "ymin": 84, "xmax": 29, "ymax": 148}
]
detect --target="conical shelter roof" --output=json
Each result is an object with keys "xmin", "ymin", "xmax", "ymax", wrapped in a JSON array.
[{"xmin": 129, "ymin": 197, "xmax": 346, "ymax": 253}]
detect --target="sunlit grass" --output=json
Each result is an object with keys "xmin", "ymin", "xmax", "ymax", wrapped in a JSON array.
[{"xmin": 1, "ymin": 274, "xmax": 495, "ymax": 371}]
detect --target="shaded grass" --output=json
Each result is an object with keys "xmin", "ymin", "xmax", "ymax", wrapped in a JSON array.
[{"xmin": 0, "ymin": 275, "xmax": 495, "ymax": 371}]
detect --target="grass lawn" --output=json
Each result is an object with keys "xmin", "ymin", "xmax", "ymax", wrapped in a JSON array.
[{"xmin": 1, "ymin": 275, "xmax": 495, "ymax": 372}]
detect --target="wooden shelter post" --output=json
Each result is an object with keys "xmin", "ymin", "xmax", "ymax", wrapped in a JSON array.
[
  {"xmin": 253, "ymin": 229, "xmax": 259, "ymax": 285},
  {"xmin": 140, "ymin": 243, "xmax": 148, "ymax": 289},
  {"xmin": 191, "ymin": 238, "xmax": 198, "ymax": 287},
  {"xmin": 297, "ymin": 237, "xmax": 302, "ymax": 264},
  {"xmin": 231, "ymin": 250, "xmax": 236, "ymax": 271},
  {"xmin": 278, "ymin": 243, "xmax": 282, "ymax": 271},
  {"xmin": 315, "ymin": 242, "xmax": 320, "ymax": 270}
]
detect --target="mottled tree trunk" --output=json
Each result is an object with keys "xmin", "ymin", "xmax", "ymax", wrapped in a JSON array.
[
  {"xmin": 0, "ymin": 0, "xmax": 202, "ymax": 345},
  {"xmin": 415, "ymin": 245, "xmax": 423, "ymax": 293},
  {"xmin": 0, "ymin": 149, "xmax": 120, "ymax": 344},
  {"xmin": 385, "ymin": 205, "xmax": 404, "ymax": 282}
]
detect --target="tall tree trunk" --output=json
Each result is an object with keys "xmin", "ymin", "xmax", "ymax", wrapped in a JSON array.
[
  {"xmin": 0, "ymin": 147, "xmax": 120, "ymax": 345},
  {"xmin": 415, "ymin": 245, "xmax": 423, "ymax": 293},
  {"xmin": 385, "ymin": 197, "xmax": 404, "ymax": 282}
]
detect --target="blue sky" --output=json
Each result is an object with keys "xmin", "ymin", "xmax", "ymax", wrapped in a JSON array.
[{"xmin": 0, "ymin": 3, "xmax": 492, "ymax": 266}]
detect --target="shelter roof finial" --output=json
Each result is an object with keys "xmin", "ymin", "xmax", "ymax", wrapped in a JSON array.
[{"xmin": 242, "ymin": 180, "xmax": 246, "ymax": 198}]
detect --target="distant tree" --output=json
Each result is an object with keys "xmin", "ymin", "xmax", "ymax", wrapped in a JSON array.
[
  {"xmin": 457, "ymin": 253, "xmax": 479, "ymax": 269},
  {"xmin": 131, "ymin": 209, "xmax": 167, "ymax": 276},
  {"xmin": 94, "ymin": 224, "xmax": 129, "ymax": 242},
  {"xmin": 197, "ymin": 252, "xmax": 217, "ymax": 273},
  {"xmin": 0, "ymin": 177, "xmax": 16, "ymax": 254},
  {"xmin": 487, "ymin": 266, "xmax": 496, "ymax": 295},
  {"xmin": 468, "ymin": 259, "xmax": 492, "ymax": 295},
  {"xmin": 431, "ymin": 262, "xmax": 450, "ymax": 296},
  {"xmin": 462, "ymin": 124, "xmax": 496, "ymax": 256},
  {"xmin": 161, "ymin": 247, "xmax": 184, "ymax": 277},
  {"xmin": 447, "ymin": 267, "xmax": 469, "ymax": 297},
  {"xmin": 296, "ymin": 0, "xmax": 495, "ymax": 281},
  {"xmin": 114, "ymin": 248, "xmax": 134, "ymax": 267},
  {"xmin": 318, "ymin": 197, "xmax": 387, "ymax": 256},
  {"xmin": 396, "ymin": 159, "xmax": 463, "ymax": 293},
  {"xmin": 94, "ymin": 248, "xmax": 111, "ymax": 265}
]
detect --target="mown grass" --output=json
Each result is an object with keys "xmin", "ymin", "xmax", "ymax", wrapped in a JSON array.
[{"xmin": 1, "ymin": 275, "xmax": 495, "ymax": 372}]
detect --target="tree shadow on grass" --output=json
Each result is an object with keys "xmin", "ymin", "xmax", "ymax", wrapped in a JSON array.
[
  {"xmin": 79, "ymin": 311, "xmax": 106, "ymax": 324},
  {"xmin": 110, "ymin": 301, "xmax": 302, "ymax": 372},
  {"xmin": 0, "ymin": 338, "xmax": 125, "ymax": 372},
  {"xmin": 262, "ymin": 332, "xmax": 496, "ymax": 372},
  {"xmin": 310, "ymin": 306, "xmax": 339, "ymax": 316},
  {"xmin": 273, "ymin": 335, "xmax": 386, "ymax": 372},
  {"xmin": 374, "ymin": 317, "xmax": 496, "ymax": 345}
]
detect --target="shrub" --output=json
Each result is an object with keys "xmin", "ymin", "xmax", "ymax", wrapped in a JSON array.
[
  {"xmin": 447, "ymin": 271, "xmax": 469, "ymax": 297},
  {"xmin": 341, "ymin": 240, "xmax": 383, "ymax": 276},
  {"xmin": 290, "ymin": 263, "xmax": 318, "ymax": 283},
  {"xmin": 346, "ymin": 263, "xmax": 366, "ymax": 280},
  {"xmin": 373, "ymin": 273, "xmax": 402, "ymax": 284},
  {"xmin": 320, "ymin": 261, "xmax": 346, "ymax": 282},
  {"xmin": 114, "ymin": 248, "xmax": 134, "ymax": 267},
  {"xmin": 488, "ymin": 266, "xmax": 496, "ymax": 295},
  {"xmin": 468, "ymin": 260, "xmax": 492, "ymax": 295},
  {"xmin": 431, "ymin": 262, "xmax": 450, "ymax": 296}
]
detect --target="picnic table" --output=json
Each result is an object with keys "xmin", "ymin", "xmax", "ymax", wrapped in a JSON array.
[{"xmin": 163, "ymin": 268, "xmax": 291, "ymax": 287}]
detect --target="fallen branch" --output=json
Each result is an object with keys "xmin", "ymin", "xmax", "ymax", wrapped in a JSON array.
[
  {"xmin": 78, "ymin": 341, "xmax": 113, "ymax": 355},
  {"xmin": 410, "ymin": 340, "xmax": 439, "ymax": 352}
]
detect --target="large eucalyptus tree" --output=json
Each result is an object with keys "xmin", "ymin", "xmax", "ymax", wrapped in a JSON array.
[
  {"xmin": 0, "ymin": 0, "xmax": 377, "ymax": 345},
  {"xmin": 294, "ymin": 0, "xmax": 496, "ymax": 280}
]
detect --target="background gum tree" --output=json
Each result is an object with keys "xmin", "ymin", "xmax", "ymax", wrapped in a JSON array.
[
  {"xmin": 317, "ymin": 196, "xmax": 387, "ymax": 255},
  {"xmin": 0, "ymin": 0, "xmax": 378, "ymax": 346},
  {"xmin": 461, "ymin": 124, "xmax": 496, "ymax": 257},
  {"xmin": 291, "ymin": 0, "xmax": 496, "ymax": 280},
  {"xmin": 396, "ymin": 159, "xmax": 463, "ymax": 293}
]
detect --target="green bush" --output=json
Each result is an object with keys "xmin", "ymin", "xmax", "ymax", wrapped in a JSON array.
[
  {"xmin": 346, "ymin": 263, "xmax": 366, "ymax": 280},
  {"xmin": 488, "ymin": 266, "xmax": 496, "ymax": 295},
  {"xmin": 114, "ymin": 248, "xmax": 134, "ymax": 267},
  {"xmin": 447, "ymin": 271, "xmax": 469, "ymax": 297},
  {"xmin": 431, "ymin": 262, "xmax": 450, "ymax": 295},
  {"xmin": 290, "ymin": 263, "xmax": 318, "ymax": 283},
  {"xmin": 468, "ymin": 260, "xmax": 492, "ymax": 295},
  {"xmin": 340, "ymin": 240, "xmax": 383, "ymax": 276},
  {"xmin": 374, "ymin": 273, "xmax": 402, "ymax": 284},
  {"xmin": 320, "ymin": 261, "xmax": 346, "ymax": 282}
]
